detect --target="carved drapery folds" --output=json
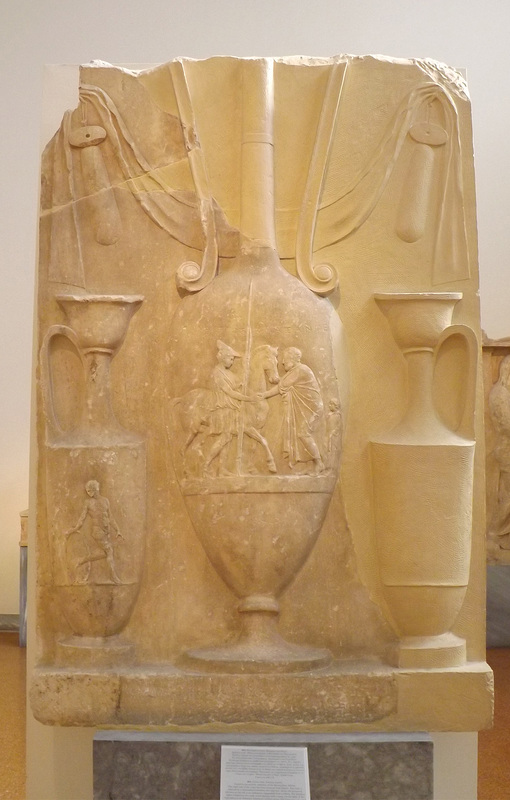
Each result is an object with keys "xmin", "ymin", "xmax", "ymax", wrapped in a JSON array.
[{"xmin": 32, "ymin": 55, "xmax": 491, "ymax": 731}]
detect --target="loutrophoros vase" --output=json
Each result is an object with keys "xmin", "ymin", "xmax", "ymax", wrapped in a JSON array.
[
  {"xmin": 170, "ymin": 244, "xmax": 341, "ymax": 673},
  {"xmin": 168, "ymin": 59, "xmax": 343, "ymax": 673},
  {"xmin": 370, "ymin": 292, "xmax": 475, "ymax": 668},
  {"xmin": 41, "ymin": 293, "xmax": 146, "ymax": 665}
]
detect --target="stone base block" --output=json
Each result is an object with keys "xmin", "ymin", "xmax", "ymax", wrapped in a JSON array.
[{"xmin": 30, "ymin": 659, "xmax": 493, "ymax": 731}]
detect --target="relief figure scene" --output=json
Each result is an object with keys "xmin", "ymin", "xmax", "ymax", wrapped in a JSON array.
[
  {"xmin": 174, "ymin": 339, "xmax": 333, "ymax": 480},
  {"xmin": 65, "ymin": 479, "xmax": 123, "ymax": 585},
  {"xmin": 483, "ymin": 340, "xmax": 510, "ymax": 562}
]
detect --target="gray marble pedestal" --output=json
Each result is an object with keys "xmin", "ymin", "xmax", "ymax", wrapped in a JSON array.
[
  {"xmin": 487, "ymin": 564, "xmax": 510, "ymax": 646},
  {"xmin": 93, "ymin": 732, "xmax": 433, "ymax": 800}
]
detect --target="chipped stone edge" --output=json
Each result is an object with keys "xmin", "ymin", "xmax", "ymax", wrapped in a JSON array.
[{"xmin": 82, "ymin": 55, "xmax": 469, "ymax": 99}]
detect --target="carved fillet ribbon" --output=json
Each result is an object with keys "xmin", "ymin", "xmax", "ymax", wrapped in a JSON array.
[
  {"xmin": 296, "ymin": 60, "xmax": 348, "ymax": 295},
  {"xmin": 43, "ymin": 82, "xmax": 209, "ymax": 287},
  {"xmin": 315, "ymin": 79, "xmax": 470, "ymax": 284},
  {"xmin": 168, "ymin": 60, "xmax": 219, "ymax": 292}
]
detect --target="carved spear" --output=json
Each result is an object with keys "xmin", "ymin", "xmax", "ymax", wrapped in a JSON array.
[{"xmin": 236, "ymin": 280, "xmax": 253, "ymax": 475}]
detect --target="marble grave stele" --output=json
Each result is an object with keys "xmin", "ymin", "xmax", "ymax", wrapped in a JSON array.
[{"xmin": 31, "ymin": 54, "xmax": 493, "ymax": 731}]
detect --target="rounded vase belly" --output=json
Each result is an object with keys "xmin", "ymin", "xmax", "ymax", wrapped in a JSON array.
[
  {"xmin": 184, "ymin": 476, "xmax": 335, "ymax": 599},
  {"xmin": 58, "ymin": 583, "xmax": 140, "ymax": 638},
  {"xmin": 168, "ymin": 245, "xmax": 345, "ymax": 671}
]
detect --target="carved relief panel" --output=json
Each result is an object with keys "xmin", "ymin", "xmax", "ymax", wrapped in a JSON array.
[
  {"xmin": 31, "ymin": 56, "xmax": 491, "ymax": 731},
  {"xmin": 483, "ymin": 336, "xmax": 510, "ymax": 562}
]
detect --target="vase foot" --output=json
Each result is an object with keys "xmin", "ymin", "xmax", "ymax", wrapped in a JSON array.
[
  {"xmin": 56, "ymin": 635, "xmax": 135, "ymax": 668},
  {"xmin": 396, "ymin": 632, "xmax": 466, "ymax": 669},
  {"xmin": 180, "ymin": 636, "xmax": 331, "ymax": 674}
]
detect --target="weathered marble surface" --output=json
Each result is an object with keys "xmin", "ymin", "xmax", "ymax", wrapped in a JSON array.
[
  {"xmin": 31, "ymin": 55, "xmax": 492, "ymax": 730},
  {"xmin": 93, "ymin": 733, "xmax": 433, "ymax": 800}
]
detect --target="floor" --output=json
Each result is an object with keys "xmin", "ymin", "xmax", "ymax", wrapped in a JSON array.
[
  {"xmin": 479, "ymin": 648, "xmax": 510, "ymax": 800},
  {"xmin": 0, "ymin": 635, "xmax": 508, "ymax": 799},
  {"xmin": 0, "ymin": 632, "xmax": 26, "ymax": 800}
]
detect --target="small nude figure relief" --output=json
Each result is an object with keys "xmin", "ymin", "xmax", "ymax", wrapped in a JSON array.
[
  {"xmin": 259, "ymin": 347, "xmax": 325, "ymax": 475},
  {"xmin": 65, "ymin": 480, "xmax": 124, "ymax": 584},
  {"xmin": 175, "ymin": 341, "xmax": 279, "ymax": 477}
]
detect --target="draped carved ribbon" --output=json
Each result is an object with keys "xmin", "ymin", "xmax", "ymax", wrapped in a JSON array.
[
  {"xmin": 312, "ymin": 76, "xmax": 469, "ymax": 287},
  {"xmin": 44, "ymin": 60, "xmax": 469, "ymax": 293},
  {"xmin": 44, "ymin": 77, "xmax": 222, "ymax": 288}
]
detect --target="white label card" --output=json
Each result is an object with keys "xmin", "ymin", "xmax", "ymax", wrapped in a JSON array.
[{"xmin": 220, "ymin": 745, "xmax": 311, "ymax": 800}]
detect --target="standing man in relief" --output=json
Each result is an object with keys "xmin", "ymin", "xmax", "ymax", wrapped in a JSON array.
[
  {"xmin": 203, "ymin": 341, "xmax": 254, "ymax": 476},
  {"xmin": 259, "ymin": 347, "xmax": 325, "ymax": 475},
  {"xmin": 65, "ymin": 479, "xmax": 123, "ymax": 584}
]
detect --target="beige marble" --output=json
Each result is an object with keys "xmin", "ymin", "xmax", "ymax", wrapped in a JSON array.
[{"xmin": 31, "ymin": 55, "xmax": 492, "ymax": 730}]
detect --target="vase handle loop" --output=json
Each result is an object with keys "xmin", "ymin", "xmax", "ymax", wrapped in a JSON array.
[
  {"xmin": 40, "ymin": 324, "xmax": 83, "ymax": 441},
  {"xmin": 434, "ymin": 323, "xmax": 478, "ymax": 438}
]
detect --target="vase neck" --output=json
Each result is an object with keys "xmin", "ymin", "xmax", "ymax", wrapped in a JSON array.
[
  {"xmin": 403, "ymin": 348, "xmax": 441, "ymax": 433},
  {"xmin": 240, "ymin": 59, "xmax": 277, "ymax": 249}
]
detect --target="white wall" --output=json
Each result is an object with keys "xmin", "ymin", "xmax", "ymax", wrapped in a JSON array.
[{"xmin": 1, "ymin": 0, "xmax": 509, "ymax": 613}]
